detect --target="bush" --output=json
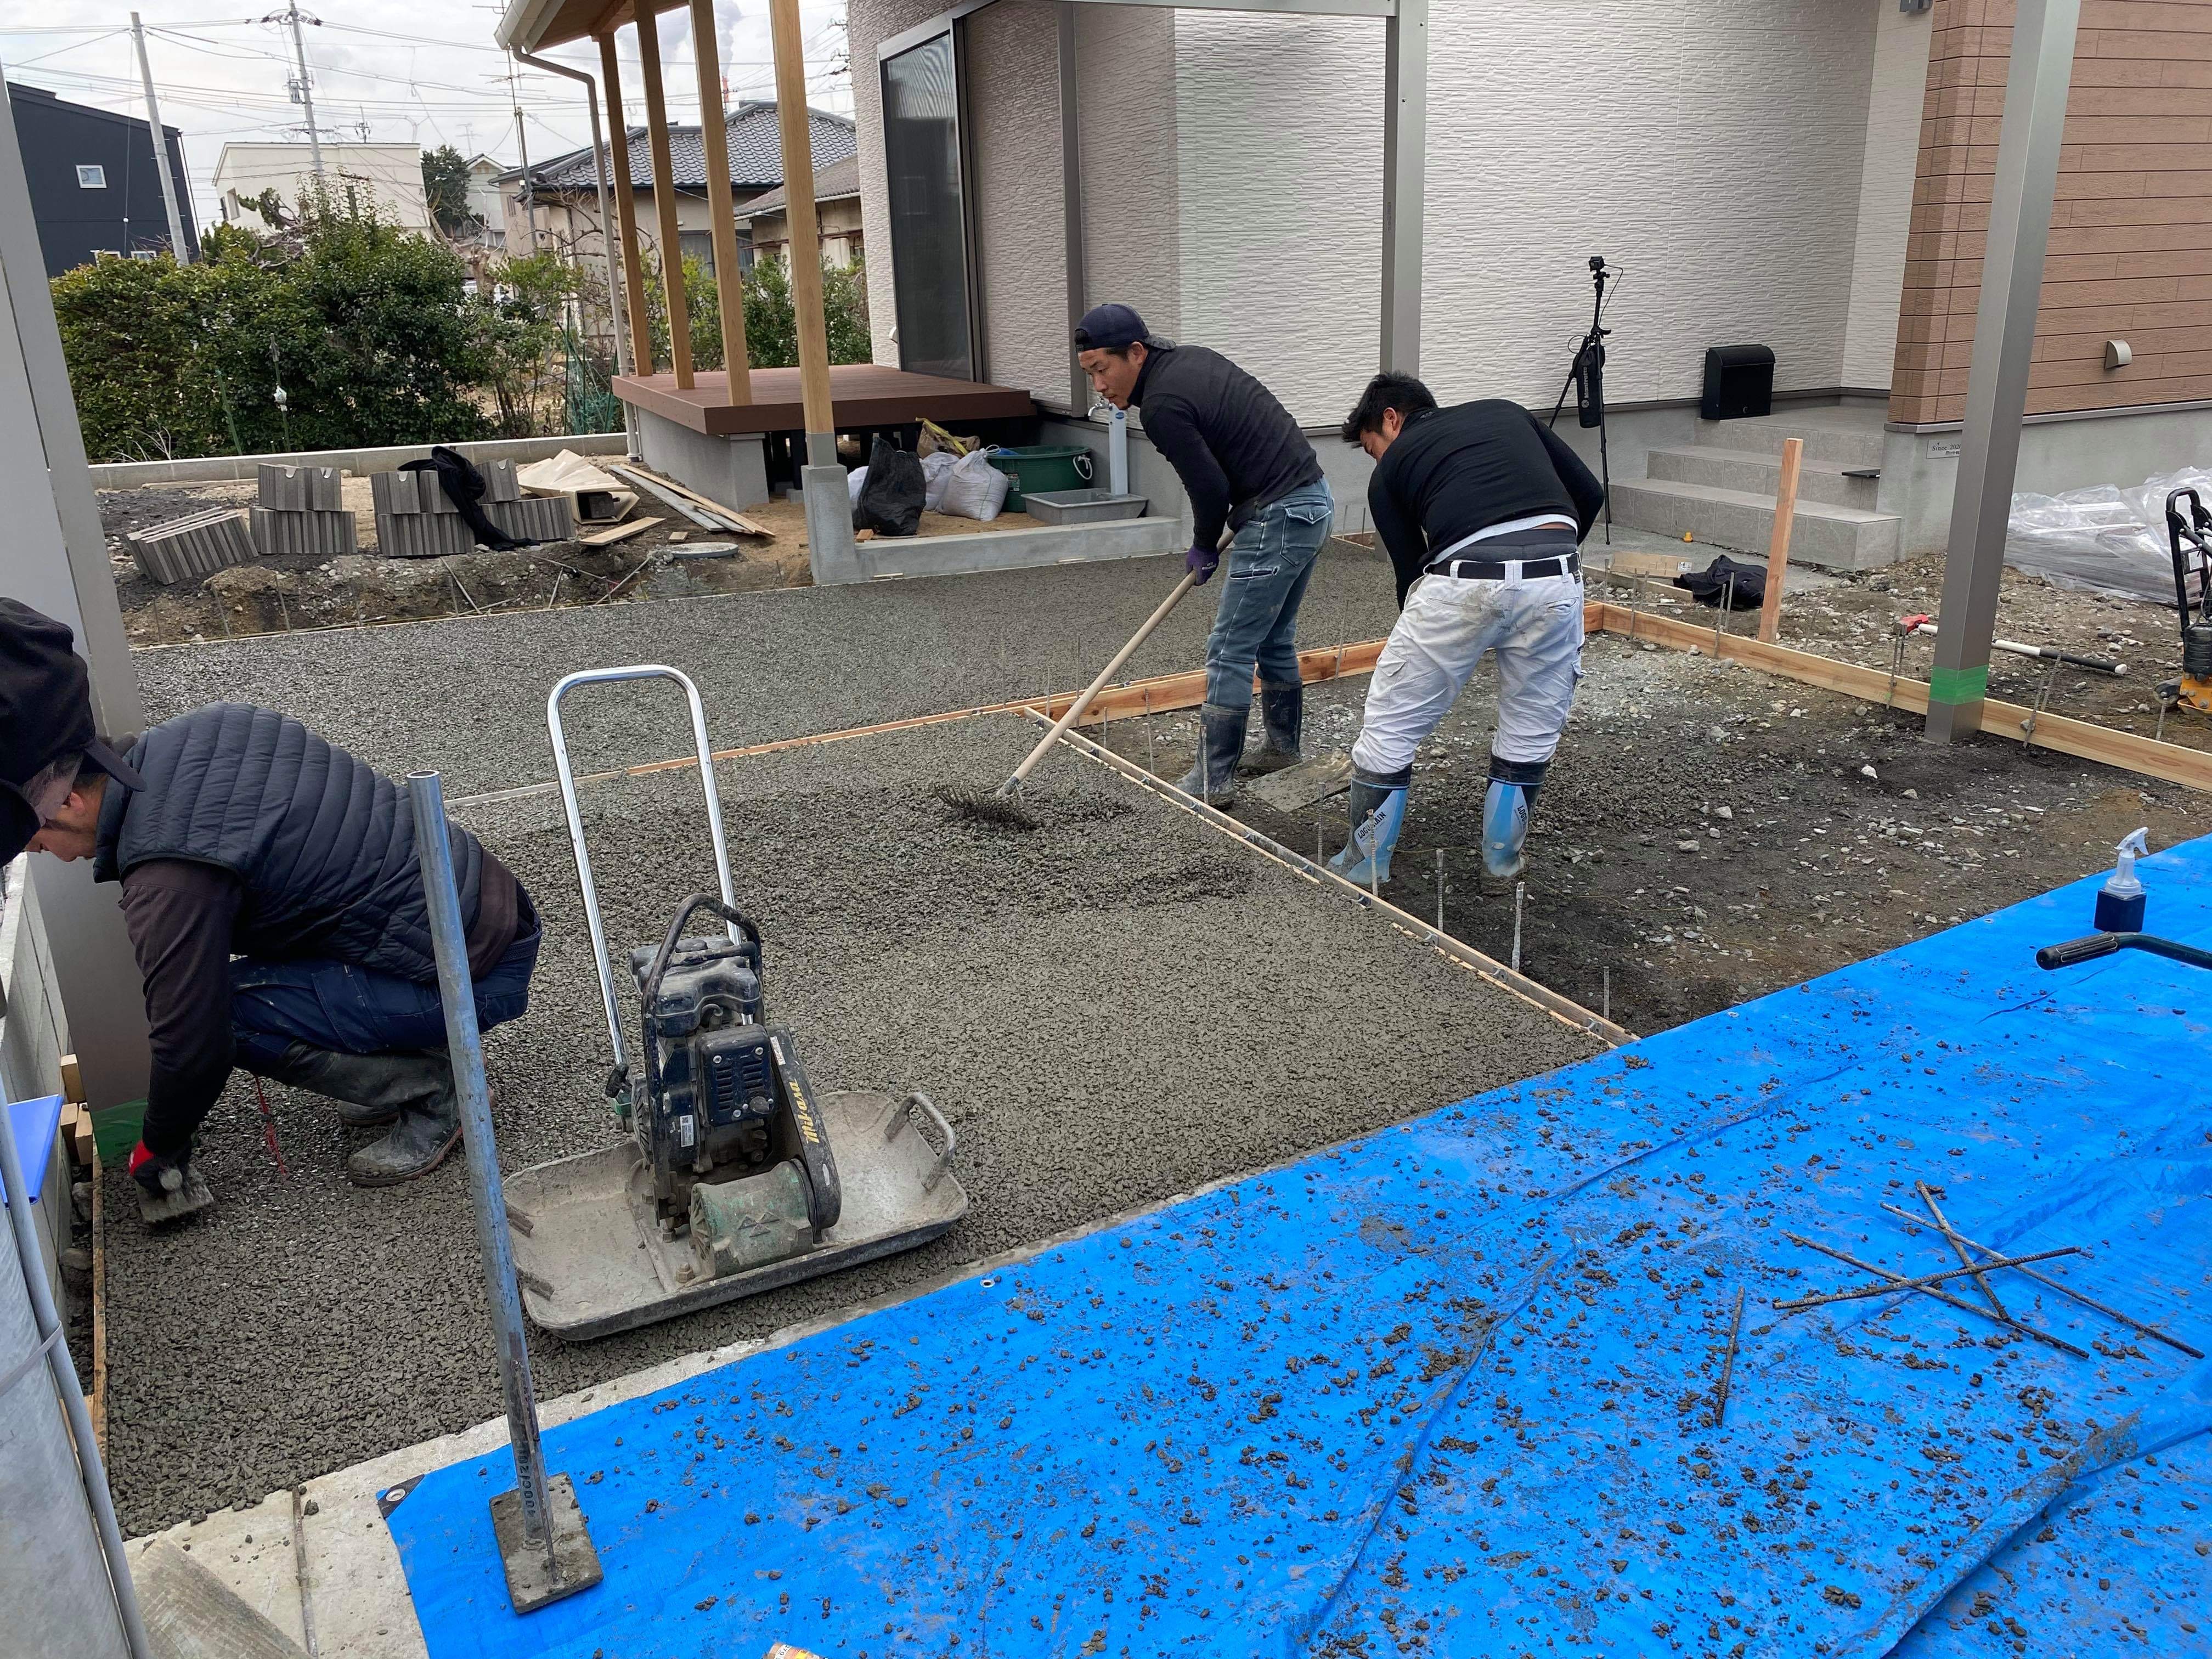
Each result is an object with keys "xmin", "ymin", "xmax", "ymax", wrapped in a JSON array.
[
  {"xmin": 641, "ymin": 252, "xmax": 872, "ymax": 375},
  {"xmin": 53, "ymin": 192, "xmax": 495, "ymax": 461}
]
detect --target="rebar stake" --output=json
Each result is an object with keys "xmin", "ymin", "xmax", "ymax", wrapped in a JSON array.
[
  {"xmin": 1714, "ymin": 573, "xmax": 1735, "ymax": 654},
  {"xmin": 1436, "ymin": 847, "xmax": 1446, "ymax": 933},
  {"xmin": 1602, "ymin": 966, "xmax": 1611, "ymax": 1023},
  {"xmin": 1511, "ymin": 882, "xmax": 1526, "ymax": 972},
  {"xmin": 1712, "ymin": 1286, "xmax": 1745, "ymax": 1429},
  {"xmin": 1143, "ymin": 689, "xmax": 1156, "ymax": 775},
  {"xmin": 2021, "ymin": 655, "xmax": 2062, "ymax": 749}
]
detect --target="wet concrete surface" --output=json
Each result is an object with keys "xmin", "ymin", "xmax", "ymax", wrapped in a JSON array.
[
  {"xmin": 130, "ymin": 543, "xmax": 1403, "ymax": 798},
  {"xmin": 101, "ymin": 713, "xmax": 1599, "ymax": 1535}
]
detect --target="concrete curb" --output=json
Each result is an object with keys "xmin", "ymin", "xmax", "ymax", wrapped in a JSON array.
[{"xmin": 91, "ymin": 433, "xmax": 631, "ymax": 491}]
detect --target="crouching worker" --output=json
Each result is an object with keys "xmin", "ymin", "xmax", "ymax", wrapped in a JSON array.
[
  {"xmin": 1332, "ymin": 374, "xmax": 1604, "ymax": 886},
  {"xmin": 27, "ymin": 695, "xmax": 539, "ymax": 1201}
]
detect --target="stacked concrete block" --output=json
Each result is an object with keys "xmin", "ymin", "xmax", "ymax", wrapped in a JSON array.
[
  {"xmin": 479, "ymin": 459, "xmax": 522, "ymax": 503},
  {"xmin": 483, "ymin": 495, "xmax": 575, "ymax": 541},
  {"xmin": 249, "ymin": 463, "xmax": 358, "ymax": 558},
  {"xmin": 127, "ymin": 509, "xmax": 257, "ymax": 584},
  {"xmin": 370, "ymin": 469, "xmax": 472, "ymax": 558}
]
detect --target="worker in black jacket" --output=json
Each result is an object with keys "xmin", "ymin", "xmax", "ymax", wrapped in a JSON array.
[
  {"xmin": 1330, "ymin": 374, "xmax": 1604, "ymax": 888},
  {"xmin": 23, "ymin": 689, "xmax": 540, "ymax": 1205},
  {"xmin": 1076, "ymin": 303, "xmax": 1334, "ymax": 804}
]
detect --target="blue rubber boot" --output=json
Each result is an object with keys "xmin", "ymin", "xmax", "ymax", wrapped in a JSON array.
[
  {"xmin": 1330, "ymin": 768, "xmax": 1410, "ymax": 887},
  {"xmin": 1481, "ymin": 757, "xmax": 1548, "ymax": 881}
]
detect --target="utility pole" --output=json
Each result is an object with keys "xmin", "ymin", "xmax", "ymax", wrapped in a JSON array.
[
  {"xmin": 509, "ymin": 55, "xmax": 536, "ymax": 250},
  {"xmin": 129, "ymin": 14, "xmax": 191, "ymax": 262},
  {"xmin": 265, "ymin": 4, "xmax": 325, "ymax": 180}
]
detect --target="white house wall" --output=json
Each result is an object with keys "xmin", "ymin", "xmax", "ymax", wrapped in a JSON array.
[
  {"xmin": 1840, "ymin": 0, "xmax": 1934, "ymax": 392},
  {"xmin": 1075, "ymin": 5, "xmax": 1183, "ymax": 359},
  {"xmin": 965, "ymin": 0, "xmax": 1072, "ymax": 403},
  {"xmin": 1172, "ymin": 10, "xmax": 1383, "ymax": 428}
]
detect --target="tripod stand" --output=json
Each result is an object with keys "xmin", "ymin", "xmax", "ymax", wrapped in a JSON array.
[{"xmin": 1548, "ymin": 256, "xmax": 1615, "ymax": 544}]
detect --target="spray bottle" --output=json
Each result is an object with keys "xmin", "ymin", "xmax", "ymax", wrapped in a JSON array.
[{"xmin": 2093, "ymin": 827, "xmax": 2151, "ymax": 933}]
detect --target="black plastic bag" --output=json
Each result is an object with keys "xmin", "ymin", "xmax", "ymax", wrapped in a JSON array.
[
  {"xmin": 854, "ymin": 437, "xmax": 925, "ymax": 538},
  {"xmin": 1673, "ymin": 553, "xmax": 1767, "ymax": 610},
  {"xmin": 400, "ymin": 444, "xmax": 528, "ymax": 550}
]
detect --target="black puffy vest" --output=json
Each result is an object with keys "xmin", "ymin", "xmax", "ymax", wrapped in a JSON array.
[{"xmin": 93, "ymin": 703, "xmax": 484, "ymax": 983}]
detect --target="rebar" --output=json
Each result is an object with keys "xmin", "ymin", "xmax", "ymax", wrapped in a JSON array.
[
  {"xmin": 1877, "ymin": 1201, "xmax": 2203, "ymax": 1358},
  {"xmin": 1714, "ymin": 573, "xmax": 1735, "ymax": 654},
  {"xmin": 1780, "ymin": 1232, "xmax": 2090, "ymax": 1357},
  {"xmin": 1511, "ymin": 882, "xmax": 1525, "ymax": 972},
  {"xmin": 2021, "ymin": 655, "xmax": 2062, "ymax": 748},
  {"xmin": 1602, "ymin": 966, "xmax": 1611, "ymax": 1023},
  {"xmin": 1711, "ymin": 1286, "xmax": 1745, "ymax": 1429},
  {"xmin": 1773, "ymin": 1244, "xmax": 2083, "ymax": 1310},
  {"xmin": 1917, "ymin": 1181, "xmax": 2006, "ymax": 1319},
  {"xmin": 1436, "ymin": 847, "xmax": 1445, "ymax": 933},
  {"xmin": 1143, "ymin": 690, "xmax": 1156, "ymax": 775}
]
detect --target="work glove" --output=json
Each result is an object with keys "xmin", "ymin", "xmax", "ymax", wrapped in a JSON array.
[
  {"xmin": 1186, "ymin": 543, "xmax": 1220, "ymax": 586},
  {"xmin": 127, "ymin": 1138, "xmax": 191, "ymax": 1200}
]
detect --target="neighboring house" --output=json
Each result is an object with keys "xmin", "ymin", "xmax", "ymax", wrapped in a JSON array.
[
  {"xmin": 211, "ymin": 142, "xmax": 433, "ymax": 235},
  {"xmin": 462, "ymin": 151, "xmax": 508, "ymax": 242},
  {"xmin": 7, "ymin": 83, "xmax": 199, "ymax": 276},
  {"xmin": 737, "ymin": 153, "xmax": 862, "ymax": 270},
  {"xmin": 500, "ymin": 100, "xmax": 857, "ymax": 278},
  {"xmin": 848, "ymin": 0, "xmax": 2212, "ymax": 562}
]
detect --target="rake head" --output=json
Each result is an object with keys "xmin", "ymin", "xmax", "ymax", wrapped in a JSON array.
[{"xmin": 934, "ymin": 781, "xmax": 1040, "ymax": 832}]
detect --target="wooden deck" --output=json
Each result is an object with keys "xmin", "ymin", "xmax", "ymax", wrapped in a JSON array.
[{"xmin": 613, "ymin": 364, "xmax": 1037, "ymax": 437}]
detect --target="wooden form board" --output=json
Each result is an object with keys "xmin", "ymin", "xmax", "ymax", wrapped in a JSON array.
[
  {"xmin": 1585, "ymin": 600, "xmax": 2212, "ymax": 794},
  {"xmin": 578, "ymin": 515, "xmax": 662, "ymax": 548}
]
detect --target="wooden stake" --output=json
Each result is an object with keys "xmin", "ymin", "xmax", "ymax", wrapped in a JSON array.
[
  {"xmin": 597, "ymin": 32, "xmax": 654, "ymax": 380},
  {"xmin": 768, "ymin": 0, "xmax": 834, "ymax": 447},
  {"xmin": 634, "ymin": 4, "xmax": 693, "ymax": 389},
  {"xmin": 1756, "ymin": 436, "xmax": 1803, "ymax": 645},
  {"xmin": 689, "ymin": 0, "xmax": 753, "ymax": 402}
]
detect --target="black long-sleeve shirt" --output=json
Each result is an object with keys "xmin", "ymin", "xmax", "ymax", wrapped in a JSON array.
[
  {"xmin": 1367, "ymin": 400, "xmax": 1607, "ymax": 606},
  {"xmin": 122, "ymin": 853, "xmax": 527, "ymax": 1156},
  {"xmin": 1131, "ymin": 344, "xmax": 1322, "ymax": 551}
]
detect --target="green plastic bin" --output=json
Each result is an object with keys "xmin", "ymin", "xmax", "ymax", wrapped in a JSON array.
[{"xmin": 987, "ymin": 445, "xmax": 1096, "ymax": 511}]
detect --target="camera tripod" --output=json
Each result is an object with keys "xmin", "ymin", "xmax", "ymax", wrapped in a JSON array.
[{"xmin": 1548, "ymin": 256, "xmax": 1616, "ymax": 544}]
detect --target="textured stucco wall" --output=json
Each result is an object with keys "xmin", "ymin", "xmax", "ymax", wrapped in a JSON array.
[
  {"xmin": 1421, "ymin": 0, "xmax": 1876, "ymax": 408},
  {"xmin": 1172, "ymin": 12, "xmax": 1384, "ymax": 428},
  {"xmin": 964, "ymin": 0, "xmax": 1071, "ymax": 404},
  {"xmin": 1076, "ymin": 4, "xmax": 1182, "ymax": 351},
  {"xmin": 1840, "ymin": 0, "xmax": 1934, "ymax": 391}
]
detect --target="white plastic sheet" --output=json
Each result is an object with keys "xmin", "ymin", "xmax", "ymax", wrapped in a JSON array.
[{"xmin": 2006, "ymin": 466, "xmax": 2212, "ymax": 605}]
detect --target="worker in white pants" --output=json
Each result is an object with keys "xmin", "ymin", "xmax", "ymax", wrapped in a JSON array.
[{"xmin": 1330, "ymin": 374, "xmax": 1605, "ymax": 888}]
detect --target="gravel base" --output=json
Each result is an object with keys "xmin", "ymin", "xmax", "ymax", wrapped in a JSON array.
[
  {"xmin": 101, "ymin": 713, "xmax": 1598, "ymax": 1535},
  {"xmin": 129, "ymin": 543, "xmax": 1402, "ymax": 798}
]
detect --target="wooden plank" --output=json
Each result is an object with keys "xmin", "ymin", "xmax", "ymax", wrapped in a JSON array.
[
  {"xmin": 1602, "ymin": 550, "xmax": 1695, "ymax": 579},
  {"xmin": 597, "ymin": 32, "xmax": 655, "ymax": 380},
  {"xmin": 610, "ymin": 464, "xmax": 773, "ymax": 535},
  {"xmin": 59, "ymin": 1052, "xmax": 83, "ymax": 1104},
  {"xmin": 1585, "ymin": 600, "xmax": 2212, "ymax": 793},
  {"xmin": 689, "ymin": 0, "xmax": 753, "ymax": 399},
  {"xmin": 578, "ymin": 515, "xmax": 662, "ymax": 548},
  {"xmin": 1757, "ymin": 436, "xmax": 1803, "ymax": 644},
  {"xmin": 89, "ymin": 1144, "xmax": 105, "ymax": 1449},
  {"xmin": 634, "ymin": 3, "xmax": 692, "ymax": 390},
  {"xmin": 611, "ymin": 365, "xmax": 1036, "ymax": 437}
]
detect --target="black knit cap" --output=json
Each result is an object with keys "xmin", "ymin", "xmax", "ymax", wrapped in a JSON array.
[{"xmin": 0, "ymin": 599, "xmax": 144, "ymax": 862}]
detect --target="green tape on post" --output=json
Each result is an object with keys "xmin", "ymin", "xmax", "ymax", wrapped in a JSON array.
[{"xmin": 1927, "ymin": 664, "xmax": 1989, "ymax": 706}]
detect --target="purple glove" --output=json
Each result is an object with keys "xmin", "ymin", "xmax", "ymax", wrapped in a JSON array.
[{"xmin": 1186, "ymin": 543, "xmax": 1220, "ymax": 586}]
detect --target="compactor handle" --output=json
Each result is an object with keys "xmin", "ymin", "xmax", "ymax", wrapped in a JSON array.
[{"xmin": 2035, "ymin": 933, "xmax": 2121, "ymax": 970}]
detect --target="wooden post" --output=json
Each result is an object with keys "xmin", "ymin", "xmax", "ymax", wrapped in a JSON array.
[
  {"xmin": 689, "ymin": 0, "xmax": 752, "ymax": 402},
  {"xmin": 1756, "ymin": 436, "xmax": 1803, "ymax": 645},
  {"xmin": 768, "ymin": 0, "xmax": 834, "ymax": 457},
  {"xmin": 597, "ymin": 32, "xmax": 654, "ymax": 379},
  {"xmin": 635, "ymin": 3, "xmax": 693, "ymax": 389}
]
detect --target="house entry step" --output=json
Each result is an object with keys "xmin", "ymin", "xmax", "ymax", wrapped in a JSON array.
[
  {"xmin": 1690, "ymin": 410, "xmax": 1887, "ymax": 470},
  {"xmin": 1646, "ymin": 445, "xmax": 1880, "ymax": 511},
  {"xmin": 1607, "ymin": 477, "xmax": 1902, "ymax": 572}
]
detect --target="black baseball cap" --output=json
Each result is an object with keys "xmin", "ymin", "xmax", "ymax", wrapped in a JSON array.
[
  {"xmin": 0, "ymin": 599, "xmax": 144, "ymax": 862},
  {"xmin": 1073, "ymin": 303, "xmax": 1158, "ymax": 352}
]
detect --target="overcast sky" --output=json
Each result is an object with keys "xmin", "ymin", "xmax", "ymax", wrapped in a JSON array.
[{"xmin": 2, "ymin": 0, "xmax": 853, "ymax": 227}]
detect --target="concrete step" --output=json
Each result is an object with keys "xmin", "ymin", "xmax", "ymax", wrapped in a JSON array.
[
  {"xmin": 1646, "ymin": 445, "xmax": 1880, "ymax": 511},
  {"xmin": 1608, "ymin": 478, "xmax": 1902, "ymax": 571},
  {"xmin": 1691, "ymin": 412, "xmax": 1886, "ymax": 469}
]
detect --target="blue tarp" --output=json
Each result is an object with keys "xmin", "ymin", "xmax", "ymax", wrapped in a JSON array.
[{"xmin": 389, "ymin": 843, "xmax": 2212, "ymax": 1657}]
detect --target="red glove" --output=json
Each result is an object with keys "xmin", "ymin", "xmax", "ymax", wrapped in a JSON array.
[{"xmin": 128, "ymin": 1139, "xmax": 188, "ymax": 1198}]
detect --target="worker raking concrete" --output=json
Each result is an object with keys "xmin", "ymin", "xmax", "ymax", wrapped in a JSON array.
[
  {"xmin": 1075, "ymin": 303, "xmax": 1334, "ymax": 804},
  {"xmin": 9, "ymin": 607, "xmax": 541, "ymax": 1212},
  {"xmin": 1330, "ymin": 373, "xmax": 1605, "ymax": 887}
]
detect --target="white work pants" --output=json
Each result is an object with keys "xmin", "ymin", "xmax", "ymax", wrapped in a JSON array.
[{"xmin": 1350, "ymin": 571, "xmax": 1584, "ymax": 776}]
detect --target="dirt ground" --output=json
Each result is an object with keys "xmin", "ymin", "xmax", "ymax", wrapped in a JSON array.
[
  {"xmin": 1109, "ymin": 628, "xmax": 2203, "ymax": 1039},
  {"xmin": 100, "ymin": 478, "xmax": 1043, "ymax": 645}
]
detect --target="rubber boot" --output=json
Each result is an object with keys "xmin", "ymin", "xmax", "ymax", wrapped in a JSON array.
[
  {"xmin": 248, "ymin": 1041, "xmax": 406, "ymax": 1127},
  {"xmin": 1177, "ymin": 703, "xmax": 1248, "ymax": 806},
  {"xmin": 1481, "ymin": 757, "xmax": 1548, "ymax": 883},
  {"xmin": 1245, "ymin": 681, "xmax": 1304, "ymax": 775},
  {"xmin": 288, "ymin": 1050, "xmax": 465, "ymax": 1187},
  {"xmin": 1330, "ymin": 767, "xmax": 1410, "ymax": 887}
]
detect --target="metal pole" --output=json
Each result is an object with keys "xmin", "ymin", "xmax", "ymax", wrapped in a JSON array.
[
  {"xmin": 407, "ymin": 771, "xmax": 599, "ymax": 1611},
  {"xmin": 512, "ymin": 48, "xmax": 631, "ymax": 376},
  {"xmin": 130, "ymin": 15, "xmax": 191, "ymax": 262},
  {"xmin": 1378, "ymin": 0, "xmax": 1426, "ymax": 374},
  {"xmin": 0, "ymin": 1107, "xmax": 153, "ymax": 1659},
  {"xmin": 283, "ymin": 4, "xmax": 324, "ymax": 180},
  {"xmin": 1923, "ymin": 0, "xmax": 2080, "ymax": 744},
  {"xmin": 510, "ymin": 57, "xmax": 536, "ymax": 252}
]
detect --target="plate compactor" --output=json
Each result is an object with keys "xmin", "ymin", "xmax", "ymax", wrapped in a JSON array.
[
  {"xmin": 503, "ymin": 665, "xmax": 968, "ymax": 1340},
  {"xmin": 2163, "ymin": 488, "xmax": 2212, "ymax": 717}
]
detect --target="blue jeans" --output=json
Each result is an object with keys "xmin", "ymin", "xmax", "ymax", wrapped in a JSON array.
[
  {"xmin": 1204, "ymin": 481, "xmax": 1335, "ymax": 710},
  {"xmin": 229, "ymin": 928, "xmax": 540, "ymax": 1073}
]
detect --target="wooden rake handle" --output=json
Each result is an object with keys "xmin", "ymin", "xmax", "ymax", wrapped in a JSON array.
[{"xmin": 1002, "ymin": 571, "xmax": 1201, "ymax": 792}]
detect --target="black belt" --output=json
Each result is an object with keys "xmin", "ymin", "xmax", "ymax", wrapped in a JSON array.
[{"xmin": 1428, "ymin": 551, "xmax": 1580, "ymax": 582}]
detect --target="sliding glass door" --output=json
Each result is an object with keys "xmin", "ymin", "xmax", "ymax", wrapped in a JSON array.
[{"xmin": 881, "ymin": 31, "xmax": 974, "ymax": 382}]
